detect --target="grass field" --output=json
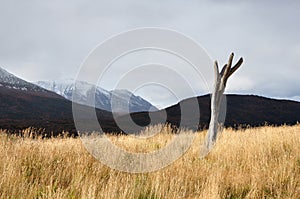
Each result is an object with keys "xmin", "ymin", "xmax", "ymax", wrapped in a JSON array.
[{"xmin": 0, "ymin": 125, "xmax": 299, "ymax": 198}]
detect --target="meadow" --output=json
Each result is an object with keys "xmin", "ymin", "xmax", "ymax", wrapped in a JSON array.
[{"xmin": 0, "ymin": 125, "xmax": 299, "ymax": 198}]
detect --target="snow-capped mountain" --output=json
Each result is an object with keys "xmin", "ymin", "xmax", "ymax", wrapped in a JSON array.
[
  {"xmin": 35, "ymin": 80, "xmax": 157, "ymax": 113},
  {"xmin": 0, "ymin": 67, "xmax": 46, "ymax": 92},
  {"xmin": 0, "ymin": 67, "xmax": 77, "ymax": 134}
]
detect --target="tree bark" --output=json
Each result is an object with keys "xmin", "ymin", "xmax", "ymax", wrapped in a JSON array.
[{"xmin": 201, "ymin": 53, "xmax": 243, "ymax": 157}]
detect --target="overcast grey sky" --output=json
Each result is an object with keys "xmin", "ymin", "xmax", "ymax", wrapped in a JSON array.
[{"xmin": 0, "ymin": 0, "xmax": 299, "ymax": 107}]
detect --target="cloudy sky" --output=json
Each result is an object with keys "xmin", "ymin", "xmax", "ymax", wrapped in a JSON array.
[{"xmin": 0, "ymin": 0, "xmax": 299, "ymax": 107}]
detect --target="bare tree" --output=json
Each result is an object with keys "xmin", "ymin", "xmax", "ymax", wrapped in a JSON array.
[{"xmin": 202, "ymin": 53, "xmax": 243, "ymax": 156}]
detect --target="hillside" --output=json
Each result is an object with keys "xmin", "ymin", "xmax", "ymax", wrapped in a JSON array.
[
  {"xmin": 0, "ymin": 85, "xmax": 75, "ymax": 134},
  {"xmin": 1, "ymin": 88, "xmax": 300, "ymax": 134},
  {"xmin": 1, "ymin": 67, "xmax": 300, "ymax": 134},
  {"xmin": 127, "ymin": 94, "xmax": 300, "ymax": 131}
]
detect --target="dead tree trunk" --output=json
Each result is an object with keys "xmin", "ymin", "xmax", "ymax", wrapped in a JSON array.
[{"xmin": 202, "ymin": 53, "xmax": 243, "ymax": 156}]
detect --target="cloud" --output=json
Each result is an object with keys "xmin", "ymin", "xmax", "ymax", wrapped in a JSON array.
[{"xmin": 0, "ymin": 0, "xmax": 299, "ymax": 107}]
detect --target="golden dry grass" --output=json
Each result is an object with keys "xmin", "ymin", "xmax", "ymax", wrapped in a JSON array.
[{"xmin": 0, "ymin": 125, "xmax": 299, "ymax": 198}]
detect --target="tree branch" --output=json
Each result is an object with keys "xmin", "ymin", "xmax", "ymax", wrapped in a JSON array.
[{"xmin": 201, "ymin": 52, "xmax": 244, "ymax": 157}]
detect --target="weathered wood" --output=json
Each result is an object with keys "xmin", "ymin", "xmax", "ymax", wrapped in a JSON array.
[{"xmin": 201, "ymin": 53, "xmax": 243, "ymax": 157}]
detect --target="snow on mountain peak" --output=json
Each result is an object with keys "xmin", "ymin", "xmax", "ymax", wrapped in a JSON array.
[
  {"xmin": 0, "ymin": 67, "xmax": 21, "ymax": 84},
  {"xmin": 0, "ymin": 67, "xmax": 12, "ymax": 78},
  {"xmin": 0, "ymin": 67, "xmax": 45, "ymax": 92},
  {"xmin": 36, "ymin": 80, "xmax": 158, "ymax": 112}
]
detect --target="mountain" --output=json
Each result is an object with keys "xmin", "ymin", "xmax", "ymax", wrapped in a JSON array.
[
  {"xmin": 0, "ymin": 67, "xmax": 77, "ymax": 134},
  {"xmin": 0, "ymin": 67, "xmax": 123, "ymax": 135},
  {"xmin": 35, "ymin": 80, "xmax": 157, "ymax": 113},
  {"xmin": 126, "ymin": 94, "xmax": 300, "ymax": 131},
  {"xmin": 0, "ymin": 67, "xmax": 46, "ymax": 92},
  {"xmin": 1, "ymin": 67, "xmax": 300, "ymax": 135}
]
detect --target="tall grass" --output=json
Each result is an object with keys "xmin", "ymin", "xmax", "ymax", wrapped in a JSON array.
[{"xmin": 0, "ymin": 125, "xmax": 299, "ymax": 198}]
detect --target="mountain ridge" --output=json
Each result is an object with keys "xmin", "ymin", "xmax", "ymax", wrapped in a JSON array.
[
  {"xmin": 1, "ymin": 67, "xmax": 300, "ymax": 135},
  {"xmin": 35, "ymin": 80, "xmax": 158, "ymax": 113},
  {"xmin": 0, "ymin": 67, "xmax": 48, "ymax": 92}
]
